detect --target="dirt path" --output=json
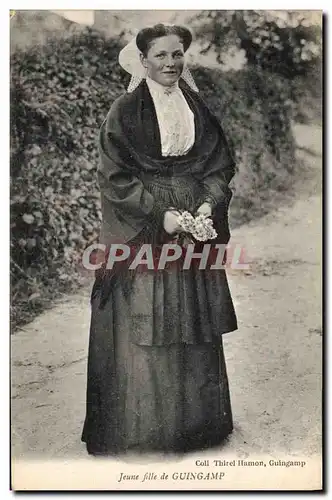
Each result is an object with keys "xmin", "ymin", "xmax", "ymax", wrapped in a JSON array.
[{"xmin": 11, "ymin": 124, "xmax": 322, "ymax": 474}]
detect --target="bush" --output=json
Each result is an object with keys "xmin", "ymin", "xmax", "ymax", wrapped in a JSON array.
[
  {"xmin": 191, "ymin": 10, "xmax": 322, "ymax": 124},
  {"xmin": 10, "ymin": 30, "xmax": 127, "ymax": 327},
  {"xmin": 193, "ymin": 65, "xmax": 296, "ymax": 223},
  {"xmin": 192, "ymin": 11, "xmax": 321, "ymax": 78},
  {"xmin": 10, "ymin": 27, "xmax": 296, "ymax": 329}
]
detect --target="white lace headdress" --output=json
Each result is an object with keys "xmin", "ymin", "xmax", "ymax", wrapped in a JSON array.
[{"xmin": 118, "ymin": 27, "xmax": 199, "ymax": 94}]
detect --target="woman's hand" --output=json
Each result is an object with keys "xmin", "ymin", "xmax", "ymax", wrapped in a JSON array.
[
  {"xmin": 196, "ymin": 202, "xmax": 212, "ymax": 218},
  {"xmin": 163, "ymin": 210, "xmax": 182, "ymax": 235}
]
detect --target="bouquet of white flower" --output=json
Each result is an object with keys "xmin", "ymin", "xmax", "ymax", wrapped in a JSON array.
[{"xmin": 177, "ymin": 210, "xmax": 218, "ymax": 243}]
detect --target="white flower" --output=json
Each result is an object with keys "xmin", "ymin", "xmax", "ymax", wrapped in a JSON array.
[
  {"xmin": 178, "ymin": 211, "xmax": 196, "ymax": 233},
  {"xmin": 177, "ymin": 210, "xmax": 218, "ymax": 242},
  {"xmin": 193, "ymin": 215, "xmax": 218, "ymax": 242}
]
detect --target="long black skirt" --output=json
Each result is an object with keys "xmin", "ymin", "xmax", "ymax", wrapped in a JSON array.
[{"xmin": 81, "ymin": 263, "xmax": 236, "ymax": 456}]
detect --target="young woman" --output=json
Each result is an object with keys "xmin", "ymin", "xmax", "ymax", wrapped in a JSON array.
[{"xmin": 81, "ymin": 23, "xmax": 238, "ymax": 456}]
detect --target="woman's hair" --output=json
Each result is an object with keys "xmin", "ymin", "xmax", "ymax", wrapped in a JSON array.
[{"xmin": 136, "ymin": 24, "xmax": 192, "ymax": 56}]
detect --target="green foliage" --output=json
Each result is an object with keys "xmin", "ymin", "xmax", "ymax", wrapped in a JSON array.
[{"xmin": 10, "ymin": 26, "xmax": 296, "ymax": 328}]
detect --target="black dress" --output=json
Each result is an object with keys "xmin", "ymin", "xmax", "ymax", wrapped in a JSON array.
[{"xmin": 81, "ymin": 80, "xmax": 238, "ymax": 455}]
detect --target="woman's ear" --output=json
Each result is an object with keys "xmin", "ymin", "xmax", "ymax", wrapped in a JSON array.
[{"xmin": 139, "ymin": 52, "xmax": 148, "ymax": 69}]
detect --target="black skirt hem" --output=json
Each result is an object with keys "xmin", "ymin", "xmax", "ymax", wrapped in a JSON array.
[{"xmin": 81, "ymin": 423, "xmax": 233, "ymax": 457}]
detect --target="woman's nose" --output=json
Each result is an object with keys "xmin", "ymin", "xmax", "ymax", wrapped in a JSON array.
[{"xmin": 165, "ymin": 56, "xmax": 175, "ymax": 67}]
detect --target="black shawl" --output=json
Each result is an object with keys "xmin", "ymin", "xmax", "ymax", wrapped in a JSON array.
[{"xmin": 97, "ymin": 79, "xmax": 236, "ymax": 249}]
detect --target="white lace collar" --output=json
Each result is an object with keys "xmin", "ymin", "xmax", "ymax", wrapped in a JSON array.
[{"xmin": 146, "ymin": 77, "xmax": 180, "ymax": 97}]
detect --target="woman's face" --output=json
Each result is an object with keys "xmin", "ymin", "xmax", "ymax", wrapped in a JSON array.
[{"xmin": 140, "ymin": 35, "xmax": 185, "ymax": 87}]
